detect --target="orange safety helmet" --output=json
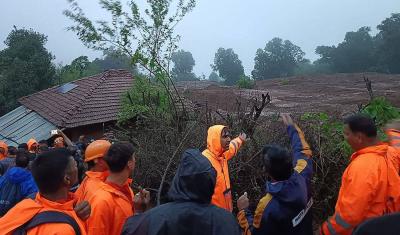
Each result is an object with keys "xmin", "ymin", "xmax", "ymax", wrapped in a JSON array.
[{"xmin": 84, "ymin": 140, "xmax": 111, "ymax": 162}]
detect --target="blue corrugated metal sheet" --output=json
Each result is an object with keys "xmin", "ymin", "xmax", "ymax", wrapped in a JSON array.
[{"xmin": 0, "ymin": 106, "xmax": 57, "ymax": 146}]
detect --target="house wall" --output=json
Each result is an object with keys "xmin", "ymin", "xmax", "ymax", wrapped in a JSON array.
[{"xmin": 64, "ymin": 121, "xmax": 116, "ymax": 143}]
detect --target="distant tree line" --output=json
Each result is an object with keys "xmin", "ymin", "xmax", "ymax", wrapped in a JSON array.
[{"xmin": 210, "ymin": 13, "xmax": 400, "ymax": 85}]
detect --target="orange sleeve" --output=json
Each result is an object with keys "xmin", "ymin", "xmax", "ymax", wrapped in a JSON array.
[
  {"xmin": 321, "ymin": 157, "xmax": 379, "ymax": 235},
  {"xmin": 224, "ymin": 137, "xmax": 243, "ymax": 161}
]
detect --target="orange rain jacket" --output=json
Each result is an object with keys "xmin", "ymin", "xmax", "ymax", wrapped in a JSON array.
[
  {"xmin": 202, "ymin": 125, "xmax": 243, "ymax": 212},
  {"xmin": 321, "ymin": 144, "xmax": 400, "ymax": 235},
  {"xmin": 75, "ymin": 171, "xmax": 109, "ymax": 202},
  {"xmin": 0, "ymin": 193, "xmax": 87, "ymax": 235},
  {"xmin": 0, "ymin": 141, "xmax": 8, "ymax": 160},
  {"xmin": 387, "ymin": 129, "xmax": 400, "ymax": 172},
  {"xmin": 86, "ymin": 179, "xmax": 135, "ymax": 235}
]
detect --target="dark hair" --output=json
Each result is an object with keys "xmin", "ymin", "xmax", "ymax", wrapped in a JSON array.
[
  {"xmin": 38, "ymin": 140, "xmax": 48, "ymax": 146},
  {"xmin": 262, "ymin": 145, "xmax": 293, "ymax": 181},
  {"xmin": 31, "ymin": 148, "xmax": 72, "ymax": 194},
  {"xmin": 344, "ymin": 114, "xmax": 377, "ymax": 138},
  {"xmin": 18, "ymin": 143, "xmax": 28, "ymax": 151},
  {"xmin": 87, "ymin": 160, "xmax": 96, "ymax": 170},
  {"xmin": 104, "ymin": 142, "xmax": 135, "ymax": 173},
  {"xmin": 16, "ymin": 151, "xmax": 30, "ymax": 168},
  {"xmin": 8, "ymin": 146, "xmax": 17, "ymax": 156}
]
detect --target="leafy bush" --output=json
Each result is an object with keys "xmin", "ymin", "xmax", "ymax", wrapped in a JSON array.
[
  {"xmin": 237, "ymin": 75, "xmax": 255, "ymax": 89},
  {"xmin": 362, "ymin": 97, "xmax": 400, "ymax": 127},
  {"xmin": 118, "ymin": 75, "xmax": 171, "ymax": 125}
]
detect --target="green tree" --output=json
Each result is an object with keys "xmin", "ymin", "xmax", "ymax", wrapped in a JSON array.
[
  {"xmin": 252, "ymin": 38, "xmax": 306, "ymax": 80},
  {"xmin": 211, "ymin": 48, "xmax": 244, "ymax": 85},
  {"xmin": 171, "ymin": 49, "xmax": 197, "ymax": 81},
  {"xmin": 237, "ymin": 74, "xmax": 254, "ymax": 89},
  {"xmin": 57, "ymin": 51, "xmax": 139, "ymax": 84},
  {"xmin": 376, "ymin": 13, "xmax": 400, "ymax": 73},
  {"xmin": 65, "ymin": 0, "xmax": 196, "ymax": 123},
  {"xmin": 208, "ymin": 71, "xmax": 221, "ymax": 82},
  {"xmin": 315, "ymin": 27, "xmax": 377, "ymax": 73},
  {"xmin": 0, "ymin": 28, "xmax": 55, "ymax": 115}
]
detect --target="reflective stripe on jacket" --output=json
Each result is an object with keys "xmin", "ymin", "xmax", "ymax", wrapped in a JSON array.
[{"xmin": 237, "ymin": 124, "xmax": 313, "ymax": 235}]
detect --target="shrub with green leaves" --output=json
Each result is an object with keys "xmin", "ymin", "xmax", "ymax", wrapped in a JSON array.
[
  {"xmin": 237, "ymin": 75, "xmax": 254, "ymax": 89},
  {"xmin": 118, "ymin": 75, "xmax": 170, "ymax": 125}
]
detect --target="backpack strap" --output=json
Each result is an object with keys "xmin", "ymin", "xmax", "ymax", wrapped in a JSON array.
[{"xmin": 13, "ymin": 211, "xmax": 81, "ymax": 235}]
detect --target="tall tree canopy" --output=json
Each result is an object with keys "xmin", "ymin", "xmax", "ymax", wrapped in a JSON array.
[
  {"xmin": 316, "ymin": 27, "xmax": 376, "ymax": 73},
  {"xmin": 211, "ymin": 48, "xmax": 244, "ymax": 85},
  {"xmin": 315, "ymin": 13, "xmax": 400, "ymax": 74},
  {"xmin": 252, "ymin": 38, "xmax": 305, "ymax": 80},
  {"xmin": 171, "ymin": 49, "xmax": 197, "ymax": 81},
  {"xmin": 0, "ymin": 28, "xmax": 55, "ymax": 115},
  {"xmin": 57, "ymin": 51, "xmax": 137, "ymax": 84},
  {"xmin": 376, "ymin": 13, "xmax": 400, "ymax": 73}
]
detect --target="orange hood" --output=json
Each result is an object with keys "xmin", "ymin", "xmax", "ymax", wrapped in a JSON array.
[
  {"xmin": 0, "ymin": 141, "xmax": 8, "ymax": 159},
  {"xmin": 206, "ymin": 125, "xmax": 226, "ymax": 157},
  {"xmin": 350, "ymin": 143, "xmax": 388, "ymax": 161},
  {"xmin": 27, "ymin": 138, "xmax": 38, "ymax": 151}
]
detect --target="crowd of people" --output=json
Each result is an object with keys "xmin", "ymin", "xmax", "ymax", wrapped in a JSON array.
[{"xmin": 0, "ymin": 113, "xmax": 399, "ymax": 235}]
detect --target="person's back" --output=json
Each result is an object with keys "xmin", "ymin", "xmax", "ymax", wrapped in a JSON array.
[
  {"xmin": 0, "ymin": 146, "xmax": 17, "ymax": 175},
  {"xmin": 75, "ymin": 140, "xmax": 111, "ymax": 201},
  {"xmin": 0, "ymin": 148, "xmax": 87, "ymax": 235},
  {"xmin": 0, "ymin": 151, "xmax": 38, "ymax": 216},
  {"xmin": 122, "ymin": 149, "xmax": 241, "ymax": 235},
  {"xmin": 237, "ymin": 114, "xmax": 313, "ymax": 235},
  {"xmin": 86, "ymin": 142, "xmax": 137, "ymax": 235}
]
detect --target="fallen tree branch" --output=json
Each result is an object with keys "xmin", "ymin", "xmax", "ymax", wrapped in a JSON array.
[{"xmin": 156, "ymin": 119, "xmax": 200, "ymax": 205}]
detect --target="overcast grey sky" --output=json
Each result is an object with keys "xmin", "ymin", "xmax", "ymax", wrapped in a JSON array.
[{"xmin": 1, "ymin": 0, "xmax": 399, "ymax": 76}]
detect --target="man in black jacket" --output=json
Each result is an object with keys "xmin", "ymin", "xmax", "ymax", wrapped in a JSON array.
[{"xmin": 122, "ymin": 149, "xmax": 241, "ymax": 235}]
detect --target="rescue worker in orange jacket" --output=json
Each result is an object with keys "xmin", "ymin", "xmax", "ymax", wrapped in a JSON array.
[
  {"xmin": 75, "ymin": 140, "xmax": 111, "ymax": 201},
  {"xmin": 202, "ymin": 125, "xmax": 246, "ymax": 211},
  {"xmin": 0, "ymin": 141, "xmax": 8, "ymax": 160},
  {"xmin": 0, "ymin": 148, "xmax": 90, "ymax": 235},
  {"xmin": 86, "ymin": 142, "xmax": 150, "ymax": 235},
  {"xmin": 27, "ymin": 139, "xmax": 38, "ymax": 154},
  {"xmin": 321, "ymin": 114, "xmax": 400, "ymax": 235}
]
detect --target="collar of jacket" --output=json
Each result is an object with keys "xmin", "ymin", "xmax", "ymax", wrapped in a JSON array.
[
  {"xmin": 350, "ymin": 143, "xmax": 389, "ymax": 162},
  {"xmin": 35, "ymin": 193, "xmax": 77, "ymax": 212},
  {"xmin": 102, "ymin": 179, "xmax": 133, "ymax": 198},
  {"xmin": 86, "ymin": 170, "xmax": 109, "ymax": 181},
  {"xmin": 203, "ymin": 149, "xmax": 226, "ymax": 162}
]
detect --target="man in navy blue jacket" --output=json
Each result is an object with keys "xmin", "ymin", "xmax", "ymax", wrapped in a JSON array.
[{"xmin": 237, "ymin": 114, "xmax": 313, "ymax": 235}]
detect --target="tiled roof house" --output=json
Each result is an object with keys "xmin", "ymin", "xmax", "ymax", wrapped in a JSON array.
[{"xmin": 0, "ymin": 70, "xmax": 133, "ymax": 146}]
